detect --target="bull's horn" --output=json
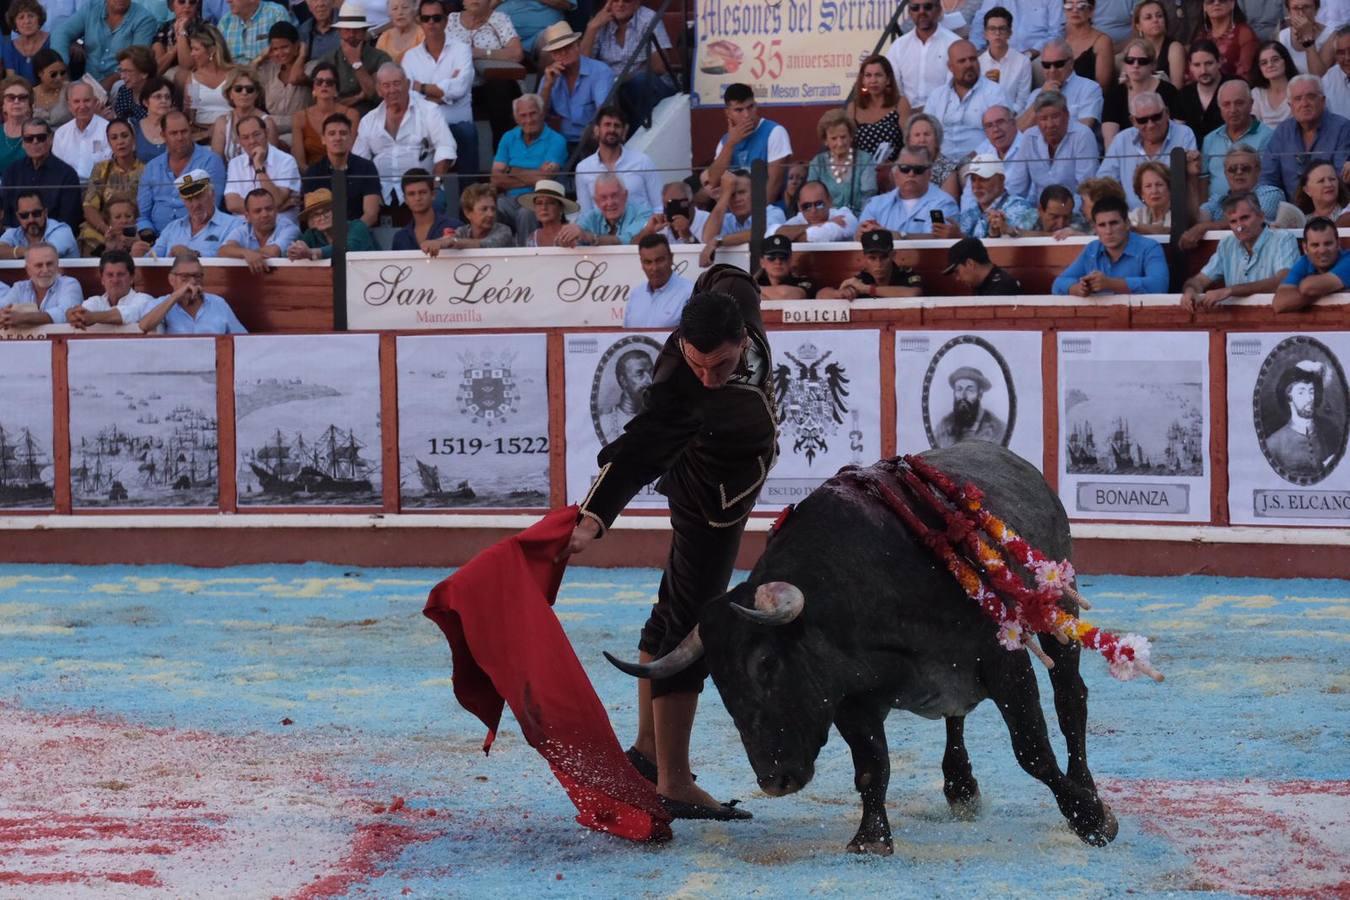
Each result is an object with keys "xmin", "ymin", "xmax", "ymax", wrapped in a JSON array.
[
  {"xmin": 731, "ymin": 581, "xmax": 805, "ymax": 626},
  {"xmin": 603, "ymin": 626, "xmax": 704, "ymax": 679}
]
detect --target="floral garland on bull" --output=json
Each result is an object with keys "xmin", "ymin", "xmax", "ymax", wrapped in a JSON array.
[{"xmin": 845, "ymin": 455, "xmax": 1164, "ymax": 683}]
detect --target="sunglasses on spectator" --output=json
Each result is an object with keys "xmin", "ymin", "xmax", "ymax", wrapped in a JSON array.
[
  {"xmin": 1063, "ymin": 2, "xmax": 1091, "ymax": 9},
  {"xmin": 910, "ymin": 3, "xmax": 935, "ymax": 10},
  {"xmin": 1225, "ymin": 163, "xmax": 1254, "ymax": 174},
  {"xmin": 232, "ymin": 84, "xmax": 257, "ymax": 93},
  {"xmin": 1041, "ymin": 58, "xmax": 1070, "ymax": 69},
  {"xmin": 799, "ymin": 200, "xmax": 829, "ymax": 211},
  {"xmin": 418, "ymin": 13, "xmax": 446, "ymax": 21},
  {"xmin": 16, "ymin": 209, "xmax": 44, "ymax": 220},
  {"xmin": 1133, "ymin": 111, "xmax": 1165, "ymax": 124},
  {"xmin": 22, "ymin": 133, "xmax": 49, "ymax": 143},
  {"xmin": 313, "ymin": 76, "xmax": 337, "ymax": 86},
  {"xmin": 44, "ymin": 68, "xmax": 67, "ymax": 78},
  {"xmin": 895, "ymin": 164, "xmax": 930, "ymax": 174},
  {"xmin": 3, "ymin": 93, "xmax": 28, "ymax": 101},
  {"xmin": 1124, "ymin": 55, "xmax": 1153, "ymax": 65}
]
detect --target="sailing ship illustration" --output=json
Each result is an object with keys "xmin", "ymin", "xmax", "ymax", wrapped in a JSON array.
[
  {"xmin": 0, "ymin": 424, "xmax": 52, "ymax": 503},
  {"xmin": 1067, "ymin": 421, "xmax": 1097, "ymax": 469},
  {"xmin": 1109, "ymin": 417, "xmax": 1148, "ymax": 471},
  {"xmin": 415, "ymin": 459, "xmax": 474, "ymax": 500},
  {"xmin": 249, "ymin": 425, "xmax": 374, "ymax": 495}
]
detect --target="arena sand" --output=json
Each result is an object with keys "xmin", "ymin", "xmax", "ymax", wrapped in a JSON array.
[{"xmin": 0, "ymin": 564, "xmax": 1346, "ymax": 898}]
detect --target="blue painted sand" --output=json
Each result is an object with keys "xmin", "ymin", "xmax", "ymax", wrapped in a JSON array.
[{"xmin": 1, "ymin": 564, "xmax": 1347, "ymax": 897}]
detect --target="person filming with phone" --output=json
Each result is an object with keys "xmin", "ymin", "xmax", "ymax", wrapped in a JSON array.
[
  {"xmin": 635, "ymin": 181, "xmax": 710, "ymax": 245},
  {"xmin": 856, "ymin": 147, "xmax": 960, "ymax": 240}
]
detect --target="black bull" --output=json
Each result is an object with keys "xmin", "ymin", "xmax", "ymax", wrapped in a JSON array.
[{"xmin": 607, "ymin": 441, "xmax": 1119, "ymax": 854}]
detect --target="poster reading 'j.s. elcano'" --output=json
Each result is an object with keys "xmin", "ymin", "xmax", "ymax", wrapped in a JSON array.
[
  {"xmin": 1057, "ymin": 331, "xmax": 1211, "ymax": 522},
  {"xmin": 1227, "ymin": 333, "xmax": 1350, "ymax": 526}
]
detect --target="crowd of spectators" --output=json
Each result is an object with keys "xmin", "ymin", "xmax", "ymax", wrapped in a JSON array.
[{"xmin": 2, "ymin": 0, "xmax": 1350, "ymax": 334}]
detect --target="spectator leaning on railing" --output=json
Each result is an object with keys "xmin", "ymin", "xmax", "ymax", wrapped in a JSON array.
[
  {"xmin": 0, "ymin": 242, "xmax": 83, "ymax": 327},
  {"xmin": 769, "ymin": 180, "xmax": 858, "ymax": 243},
  {"xmin": 287, "ymin": 187, "xmax": 378, "ymax": 259},
  {"xmin": 414, "ymin": 182, "xmax": 514, "ymax": 255},
  {"xmin": 67, "ymin": 249, "xmax": 158, "ymax": 331},
  {"xmin": 219, "ymin": 187, "xmax": 301, "ymax": 273},
  {"xmin": 754, "ymin": 233, "xmax": 814, "ymax": 300},
  {"xmin": 1052, "ymin": 196, "xmax": 1169, "ymax": 296},
  {"xmin": 563, "ymin": 172, "xmax": 649, "ymax": 246},
  {"xmin": 139, "ymin": 250, "xmax": 248, "ymax": 334},
  {"xmin": 392, "ymin": 168, "xmax": 460, "ymax": 251},
  {"xmin": 0, "ymin": 190, "xmax": 78, "ymax": 259},
  {"xmin": 1182, "ymin": 191, "xmax": 1300, "ymax": 311},
  {"xmin": 1273, "ymin": 216, "xmax": 1350, "ymax": 312}
]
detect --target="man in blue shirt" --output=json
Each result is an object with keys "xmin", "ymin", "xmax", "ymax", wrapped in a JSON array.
[
  {"xmin": 1053, "ymin": 196, "xmax": 1170, "ymax": 296},
  {"xmin": 559, "ymin": 173, "xmax": 651, "ymax": 245},
  {"xmin": 138, "ymin": 111, "xmax": 228, "ymax": 234},
  {"xmin": 490, "ymin": 93, "xmax": 567, "ymax": 236},
  {"xmin": 705, "ymin": 83, "xmax": 793, "ymax": 206},
  {"xmin": 1015, "ymin": 91, "xmax": 1099, "ymax": 204},
  {"xmin": 0, "ymin": 243, "xmax": 85, "ymax": 327},
  {"xmin": 1097, "ymin": 91, "xmax": 1198, "ymax": 210},
  {"xmin": 857, "ymin": 147, "xmax": 961, "ymax": 239},
  {"xmin": 139, "ymin": 251, "xmax": 248, "ymax": 334},
  {"xmin": 1181, "ymin": 192, "xmax": 1300, "ymax": 311},
  {"xmin": 625, "ymin": 234, "xmax": 694, "ymax": 328},
  {"xmin": 0, "ymin": 119, "xmax": 82, "ymax": 230},
  {"xmin": 538, "ymin": 21, "xmax": 613, "ymax": 149},
  {"xmin": 219, "ymin": 188, "xmax": 300, "ymax": 273},
  {"xmin": 696, "ymin": 168, "xmax": 786, "ymax": 267},
  {"xmin": 53, "ymin": 0, "xmax": 159, "ymax": 84},
  {"xmin": 1260, "ymin": 75, "xmax": 1350, "ymax": 200},
  {"xmin": 219, "ymin": 0, "xmax": 296, "ymax": 62},
  {"xmin": 1201, "ymin": 81, "xmax": 1272, "ymax": 203},
  {"xmin": 1274, "ymin": 216, "xmax": 1350, "ymax": 313},
  {"xmin": 134, "ymin": 170, "xmax": 241, "ymax": 258},
  {"xmin": 1018, "ymin": 39, "xmax": 1102, "ymax": 130},
  {"xmin": 0, "ymin": 192, "xmax": 79, "ymax": 259}
]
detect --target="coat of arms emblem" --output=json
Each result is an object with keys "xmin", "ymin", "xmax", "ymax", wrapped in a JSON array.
[{"xmin": 772, "ymin": 342, "xmax": 850, "ymax": 464}]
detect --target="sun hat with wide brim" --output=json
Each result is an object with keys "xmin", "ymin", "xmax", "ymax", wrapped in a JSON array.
[
  {"xmin": 538, "ymin": 21, "xmax": 582, "ymax": 52},
  {"xmin": 301, "ymin": 188, "xmax": 335, "ymax": 222},
  {"xmin": 518, "ymin": 179, "xmax": 579, "ymax": 215},
  {"xmin": 334, "ymin": 2, "xmax": 371, "ymax": 30}
]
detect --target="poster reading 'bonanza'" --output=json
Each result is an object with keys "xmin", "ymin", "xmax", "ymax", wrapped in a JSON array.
[
  {"xmin": 1227, "ymin": 333, "xmax": 1350, "ymax": 526},
  {"xmin": 758, "ymin": 328, "xmax": 880, "ymax": 509},
  {"xmin": 565, "ymin": 332, "xmax": 670, "ymax": 510},
  {"xmin": 894, "ymin": 331, "xmax": 1044, "ymax": 471},
  {"xmin": 67, "ymin": 338, "xmax": 218, "ymax": 509},
  {"xmin": 1057, "ymin": 332, "xmax": 1210, "ymax": 522},
  {"xmin": 397, "ymin": 334, "xmax": 550, "ymax": 508},
  {"xmin": 693, "ymin": 0, "xmax": 888, "ymax": 107},
  {"xmin": 0, "ymin": 341, "xmax": 53, "ymax": 509},
  {"xmin": 234, "ymin": 334, "xmax": 381, "ymax": 507}
]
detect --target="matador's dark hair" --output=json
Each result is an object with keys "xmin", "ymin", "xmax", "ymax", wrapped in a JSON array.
[{"xmin": 680, "ymin": 290, "xmax": 745, "ymax": 353}]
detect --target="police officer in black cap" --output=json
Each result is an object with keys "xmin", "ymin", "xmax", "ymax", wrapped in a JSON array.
[
  {"xmin": 818, "ymin": 229, "xmax": 923, "ymax": 300},
  {"xmin": 943, "ymin": 237, "xmax": 1022, "ymax": 296},
  {"xmin": 754, "ymin": 233, "xmax": 815, "ymax": 299}
]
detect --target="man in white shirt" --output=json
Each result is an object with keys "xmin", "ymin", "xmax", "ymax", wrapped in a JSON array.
[
  {"xmin": 401, "ymin": 0, "xmax": 477, "ymax": 178},
  {"xmin": 924, "ymin": 39, "xmax": 1012, "ymax": 158},
  {"xmin": 51, "ymin": 82, "xmax": 109, "ymax": 180},
  {"xmin": 651, "ymin": 180, "xmax": 709, "ymax": 244},
  {"xmin": 886, "ymin": 0, "xmax": 960, "ymax": 110},
  {"xmin": 978, "ymin": 6, "xmax": 1031, "ymax": 111},
  {"xmin": 224, "ymin": 114, "xmax": 302, "ymax": 224},
  {"xmin": 575, "ymin": 105, "xmax": 664, "ymax": 218},
  {"xmin": 624, "ymin": 233, "xmax": 693, "ymax": 328},
  {"xmin": 970, "ymin": 0, "xmax": 1063, "ymax": 54},
  {"xmin": 1323, "ymin": 26, "xmax": 1350, "ymax": 116},
  {"xmin": 770, "ymin": 180, "xmax": 858, "ymax": 242},
  {"xmin": 1018, "ymin": 38, "xmax": 1103, "ymax": 130},
  {"xmin": 1010, "ymin": 91, "xmax": 1101, "ymax": 204},
  {"xmin": 66, "ymin": 250, "xmax": 158, "ymax": 331},
  {"xmin": 353, "ymin": 63, "xmax": 457, "ymax": 203},
  {"xmin": 0, "ymin": 243, "xmax": 84, "ymax": 328}
]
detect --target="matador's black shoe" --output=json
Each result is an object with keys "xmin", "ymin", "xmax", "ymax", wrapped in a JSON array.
[
  {"xmin": 625, "ymin": 747, "xmax": 696, "ymax": 785},
  {"xmin": 659, "ymin": 796, "xmax": 753, "ymax": 821}
]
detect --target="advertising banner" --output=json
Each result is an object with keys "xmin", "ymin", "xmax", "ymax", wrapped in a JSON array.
[
  {"xmin": 760, "ymin": 328, "xmax": 881, "ymax": 508},
  {"xmin": 396, "ymin": 333, "xmax": 551, "ymax": 508},
  {"xmin": 692, "ymin": 0, "xmax": 888, "ymax": 107},
  {"xmin": 1227, "ymin": 333, "xmax": 1350, "ymax": 526},
  {"xmin": 234, "ymin": 334, "xmax": 381, "ymax": 507},
  {"xmin": 0, "ymin": 341, "xmax": 53, "ymax": 509},
  {"xmin": 1057, "ymin": 331, "xmax": 1211, "ymax": 522},
  {"xmin": 564, "ymin": 332, "xmax": 670, "ymax": 510},
  {"xmin": 895, "ymin": 330, "xmax": 1044, "ymax": 471},
  {"xmin": 67, "ymin": 338, "xmax": 218, "ymax": 509},
  {"xmin": 346, "ymin": 246, "xmax": 747, "ymax": 330}
]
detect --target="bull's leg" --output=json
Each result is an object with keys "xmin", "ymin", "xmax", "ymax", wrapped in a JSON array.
[
  {"xmin": 942, "ymin": 716, "xmax": 981, "ymax": 819},
  {"xmin": 1036, "ymin": 634, "xmax": 1095, "ymax": 792},
  {"xmin": 833, "ymin": 696, "xmax": 893, "ymax": 856},
  {"xmin": 984, "ymin": 654, "xmax": 1118, "ymax": 846}
]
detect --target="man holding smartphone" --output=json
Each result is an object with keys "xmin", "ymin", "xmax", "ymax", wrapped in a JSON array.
[
  {"xmin": 634, "ymin": 181, "xmax": 710, "ymax": 245},
  {"xmin": 856, "ymin": 147, "xmax": 960, "ymax": 240}
]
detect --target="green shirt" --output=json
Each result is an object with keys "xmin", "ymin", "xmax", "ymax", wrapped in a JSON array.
[{"xmin": 301, "ymin": 219, "xmax": 377, "ymax": 258}]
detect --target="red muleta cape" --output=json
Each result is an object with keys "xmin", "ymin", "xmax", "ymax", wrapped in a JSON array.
[{"xmin": 423, "ymin": 505, "xmax": 673, "ymax": 842}]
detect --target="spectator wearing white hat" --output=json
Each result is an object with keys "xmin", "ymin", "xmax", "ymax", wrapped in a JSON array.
[
  {"xmin": 936, "ymin": 154, "xmax": 1038, "ymax": 239},
  {"xmin": 497, "ymin": 0, "xmax": 574, "ymax": 54},
  {"xmin": 134, "ymin": 169, "xmax": 241, "ymax": 258},
  {"xmin": 320, "ymin": 2, "xmax": 393, "ymax": 115}
]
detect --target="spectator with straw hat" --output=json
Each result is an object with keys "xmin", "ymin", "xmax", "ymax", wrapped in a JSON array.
[{"xmin": 287, "ymin": 187, "xmax": 378, "ymax": 259}]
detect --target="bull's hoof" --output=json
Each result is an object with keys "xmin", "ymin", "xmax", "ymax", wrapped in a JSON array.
[
  {"xmin": 845, "ymin": 835, "xmax": 894, "ymax": 856},
  {"xmin": 1073, "ymin": 801, "xmax": 1119, "ymax": 847},
  {"xmin": 946, "ymin": 789, "xmax": 982, "ymax": 821}
]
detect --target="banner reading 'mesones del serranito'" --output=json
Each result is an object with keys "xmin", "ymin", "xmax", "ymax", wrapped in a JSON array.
[{"xmin": 692, "ymin": 0, "xmax": 891, "ymax": 107}]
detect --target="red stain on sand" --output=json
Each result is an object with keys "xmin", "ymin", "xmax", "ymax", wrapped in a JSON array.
[
  {"xmin": 1104, "ymin": 779, "xmax": 1350, "ymax": 897},
  {"xmin": 294, "ymin": 821, "xmax": 433, "ymax": 899},
  {"xmin": 0, "ymin": 868, "xmax": 160, "ymax": 887}
]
